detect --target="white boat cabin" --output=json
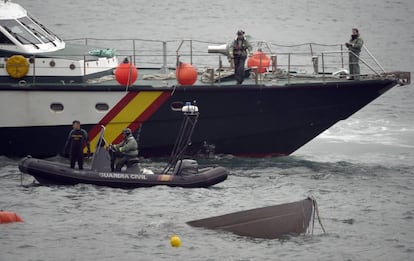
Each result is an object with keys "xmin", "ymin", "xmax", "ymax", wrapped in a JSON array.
[{"xmin": 0, "ymin": 0, "xmax": 118, "ymax": 84}]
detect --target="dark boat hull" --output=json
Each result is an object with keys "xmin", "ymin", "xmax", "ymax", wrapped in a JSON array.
[
  {"xmin": 1, "ymin": 79, "xmax": 397, "ymax": 158},
  {"xmin": 18, "ymin": 157, "xmax": 228, "ymax": 188},
  {"xmin": 187, "ymin": 198, "xmax": 314, "ymax": 239}
]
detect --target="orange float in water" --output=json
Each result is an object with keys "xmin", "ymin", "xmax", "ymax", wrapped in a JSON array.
[
  {"xmin": 176, "ymin": 62, "xmax": 197, "ymax": 85},
  {"xmin": 0, "ymin": 211, "xmax": 23, "ymax": 224},
  {"xmin": 115, "ymin": 58, "xmax": 138, "ymax": 86},
  {"xmin": 247, "ymin": 51, "xmax": 270, "ymax": 73}
]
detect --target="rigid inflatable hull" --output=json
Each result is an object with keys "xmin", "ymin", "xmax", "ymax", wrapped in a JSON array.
[{"xmin": 18, "ymin": 157, "xmax": 228, "ymax": 189}]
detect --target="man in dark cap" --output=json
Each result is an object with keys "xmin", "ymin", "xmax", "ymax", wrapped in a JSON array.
[
  {"xmin": 345, "ymin": 28, "xmax": 364, "ymax": 80},
  {"xmin": 229, "ymin": 30, "xmax": 253, "ymax": 84},
  {"xmin": 64, "ymin": 120, "xmax": 91, "ymax": 170},
  {"xmin": 109, "ymin": 128, "xmax": 139, "ymax": 172}
]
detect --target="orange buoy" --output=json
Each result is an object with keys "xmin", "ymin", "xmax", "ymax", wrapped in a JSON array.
[
  {"xmin": 247, "ymin": 51, "xmax": 270, "ymax": 73},
  {"xmin": 0, "ymin": 211, "xmax": 23, "ymax": 224},
  {"xmin": 115, "ymin": 58, "xmax": 138, "ymax": 86},
  {"xmin": 176, "ymin": 62, "xmax": 197, "ymax": 85}
]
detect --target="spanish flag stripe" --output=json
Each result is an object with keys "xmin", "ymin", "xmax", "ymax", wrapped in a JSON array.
[
  {"xmin": 87, "ymin": 91, "xmax": 170, "ymax": 152},
  {"xmin": 119, "ymin": 91, "xmax": 172, "ymax": 143},
  {"xmin": 87, "ymin": 92, "xmax": 138, "ymax": 144},
  {"xmin": 112, "ymin": 92, "xmax": 170, "ymax": 143}
]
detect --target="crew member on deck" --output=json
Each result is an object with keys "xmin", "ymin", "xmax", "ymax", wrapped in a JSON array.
[
  {"xmin": 345, "ymin": 28, "xmax": 364, "ymax": 80},
  {"xmin": 229, "ymin": 30, "xmax": 252, "ymax": 84},
  {"xmin": 109, "ymin": 128, "xmax": 139, "ymax": 172},
  {"xmin": 64, "ymin": 120, "xmax": 91, "ymax": 170}
]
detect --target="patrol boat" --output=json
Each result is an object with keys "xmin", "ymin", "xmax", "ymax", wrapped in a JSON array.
[
  {"xmin": 0, "ymin": 1, "xmax": 411, "ymax": 158},
  {"xmin": 18, "ymin": 102, "xmax": 228, "ymax": 188}
]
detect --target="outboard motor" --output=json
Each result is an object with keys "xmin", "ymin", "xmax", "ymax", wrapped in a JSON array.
[{"xmin": 173, "ymin": 159, "xmax": 198, "ymax": 176}]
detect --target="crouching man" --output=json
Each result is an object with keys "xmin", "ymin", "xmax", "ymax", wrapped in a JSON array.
[{"xmin": 109, "ymin": 128, "xmax": 138, "ymax": 172}]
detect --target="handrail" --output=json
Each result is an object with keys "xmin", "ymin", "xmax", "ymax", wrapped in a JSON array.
[
  {"xmin": 0, "ymin": 38, "xmax": 389, "ymax": 87},
  {"xmin": 363, "ymin": 44, "xmax": 386, "ymax": 73}
]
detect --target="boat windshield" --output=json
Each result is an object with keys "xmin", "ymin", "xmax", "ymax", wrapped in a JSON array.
[
  {"xmin": 0, "ymin": 19, "xmax": 41, "ymax": 45},
  {"xmin": 0, "ymin": 30, "xmax": 14, "ymax": 45},
  {"xmin": 18, "ymin": 16, "xmax": 57, "ymax": 44}
]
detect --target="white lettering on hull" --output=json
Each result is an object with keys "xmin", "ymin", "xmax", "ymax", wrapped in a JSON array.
[{"xmin": 98, "ymin": 172, "xmax": 148, "ymax": 180}]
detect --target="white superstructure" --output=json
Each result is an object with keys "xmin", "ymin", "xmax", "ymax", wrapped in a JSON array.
[{"xmin": 0, "ymin": 0, "xmax": 118, "ymax": 81}]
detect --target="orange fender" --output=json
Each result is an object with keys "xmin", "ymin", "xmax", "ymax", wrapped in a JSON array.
[
  {"xmin": 0, "ymin": 211, "xmax": 23, "ymax": 223},
  {"xmin": 176, "ymin": 62, "xmax": 197, "ymax": 85},
  {"xmin": 247, "ymin": 51, "xmax": 270, "ymax": 73}
]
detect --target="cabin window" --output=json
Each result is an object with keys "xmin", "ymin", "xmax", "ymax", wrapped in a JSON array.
[
  {"xmin": 170, "ymin": 101, "xmax": 184, "ymax": 112},
  {"xmin": 0, "ymin": 19, "xmax": 41, "ymax": 45},
  {"xmin": 95, "ymin": 103, "xmax": 109, "ymax": 111},
  {"xmin": 0, "ymin": 31, "xmax": 14, "ymax": 45},
  {"xmin": 28, "ymin": 15, "xmax": 59, "ymax": 40},
  {"xmin": 50, "ymin": 103, "xmax": 64, "ymax": 112},
  {"xmin": 18, "ymin": 16, "xmax": 55, "ymax": 43}
]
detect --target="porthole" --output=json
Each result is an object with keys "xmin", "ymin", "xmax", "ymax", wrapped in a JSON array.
[
  {"xmin": 49, "ymin": 60, "xmax": 56, "ymax": 67},
  {"xmin": 170, "ymin": 101, "xmax": 184, "ymax": 112},
  {"xmin": 95, "ymin": 103, "xmax": 109, "ymax": 111},
  {"xmin": 50, "ymin": 103, "xmax": 64, "ymax": 112},
  {"xmin": 69, "ymin": 63, "xmax": 76, "ymax": 70}
]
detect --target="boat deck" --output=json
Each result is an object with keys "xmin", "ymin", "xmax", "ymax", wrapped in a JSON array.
[
  {"xmin": 85, "ymin": 67, "xmax": 391, "ymax": 88},
  {"xmin": 1, "ymin": 39, "xmax": 410, "ymax": 89}
]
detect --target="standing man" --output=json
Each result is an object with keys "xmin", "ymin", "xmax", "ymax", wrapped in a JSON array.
[
  {"xmin": 64, "ymin": 120, "xmax": 91, "ymax": 170},
  {"xmin": 229, "ymin": 30, "xmax": 252, "ymax": 84},
  {"xmin": 345, "ymin": 28, "xmax": 364, "ymax": 80}
]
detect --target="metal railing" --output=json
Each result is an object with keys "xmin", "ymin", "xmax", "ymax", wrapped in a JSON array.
[{"xmin": 1, "ymin": 38, "xmax": 389, "ymax": 86}]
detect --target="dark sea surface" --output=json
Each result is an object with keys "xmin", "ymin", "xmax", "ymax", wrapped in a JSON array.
[{"xmin": 1, "ymin": 0, "xmax": 413, "ymax": 260}]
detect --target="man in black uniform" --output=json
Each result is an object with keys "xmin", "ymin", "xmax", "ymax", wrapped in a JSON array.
[
  {"xmin": 229, "ymin": 30, "xmax": 252, "ymax": 84},
  {"xmin": 64, "ymin": 120, "xmax": 91, "ymax": 170}
]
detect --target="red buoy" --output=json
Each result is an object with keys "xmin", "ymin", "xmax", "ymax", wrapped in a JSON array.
[
  {"xmin": 0, "ymin": 211, "xmax": 23, "ymax": 224},
  {"xmin": 176, "ymin": 62, "xmax": 197, "ymax": 85},
  {"xmin": 247, "ymin": 51, "xmax": 270, "ymax": 73},
  {"xmin": 115, "ymin": 58, "xmax": 138, "ymax": 86}
]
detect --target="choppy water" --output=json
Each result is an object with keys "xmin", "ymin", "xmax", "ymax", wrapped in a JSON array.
[{"xmin": 1, "ymin": 0, "xmax": 414, "ymax": 260}]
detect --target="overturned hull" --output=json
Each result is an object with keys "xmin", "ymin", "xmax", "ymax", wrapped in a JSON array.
[{"xmin": 187, "ymin": 198, "xmax": 314, "ymax": 239}]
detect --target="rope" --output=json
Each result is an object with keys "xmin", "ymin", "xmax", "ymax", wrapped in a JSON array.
[
  {"xmin": 142, "ymin": 72, "xmax": 176, "ymax": 80},
  {"xmin": 307, "ymin": 196, "xmax": 327, "ymax": 235},
  {"xmin": 314, "ymin": 199, "xmax": 326, "ymax": 233},
  {"xmin": 308, "ymin": 196, "xmax": 326, "ymax": 235}
]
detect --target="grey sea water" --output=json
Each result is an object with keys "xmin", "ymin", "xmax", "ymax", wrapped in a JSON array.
[{"xmin": 1, "ymin": 0, "xmax": 414, "ymax": 260}]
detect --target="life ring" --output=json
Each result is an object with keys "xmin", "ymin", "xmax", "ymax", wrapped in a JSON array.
[{"xmin": 6, "ymin": 55, "xmax": 29, "ymax": 79}]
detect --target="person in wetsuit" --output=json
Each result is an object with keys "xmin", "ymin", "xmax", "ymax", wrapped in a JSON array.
[
  {"xmin": 64, "ymin": 120, "xmax": 91, "ymax": 170},
  {"xmin": 109, "ymin": 128, "xmax": 139, "ymax": 172},
  {"xmin": 229, "ymin": 30, "xmax": 252, "ymax": 84}
]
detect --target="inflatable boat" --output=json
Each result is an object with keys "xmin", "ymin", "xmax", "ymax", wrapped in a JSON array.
[
  {"xmin": 18, "ymin": 102, "xmax": 228, "ymax": 188},
  {"xmin": 18, "ymin": 157, "xmax": 227, "ymax": 188}
]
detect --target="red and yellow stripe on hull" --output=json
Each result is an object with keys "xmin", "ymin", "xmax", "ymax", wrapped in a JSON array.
[{"xmin": 86, "ymin": 91, "xmax": 170, "ymax": 153}]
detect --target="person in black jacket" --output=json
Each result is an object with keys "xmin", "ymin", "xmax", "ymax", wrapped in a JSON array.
[{"xmin": 64, "ymin": 120, "xmax": 91, "ymax": 170}]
